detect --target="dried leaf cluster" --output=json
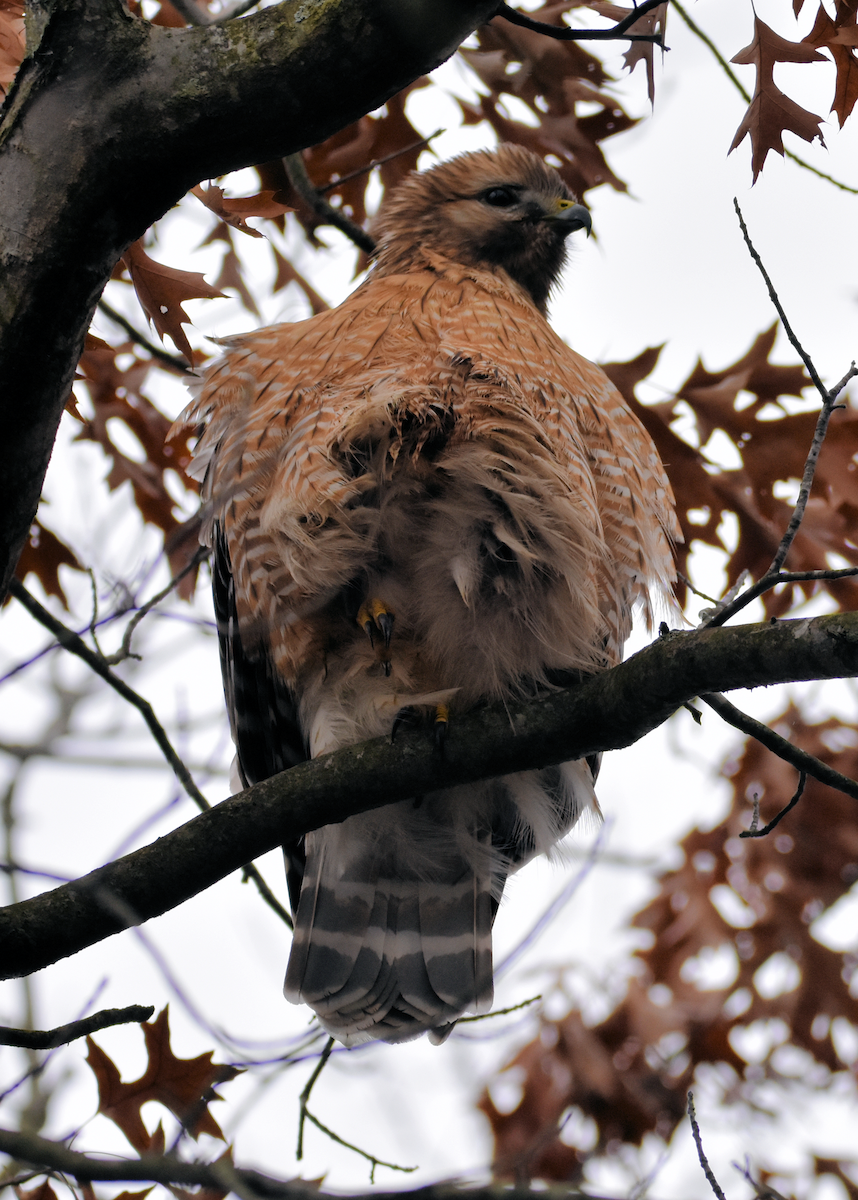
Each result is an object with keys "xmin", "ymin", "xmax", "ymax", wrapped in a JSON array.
[{"xmin": 480, "ymin": 706, "xmax": 858, "ymax": 1190}]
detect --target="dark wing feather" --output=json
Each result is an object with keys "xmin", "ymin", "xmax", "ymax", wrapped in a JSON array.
[{"xmin": 212, "ymin": 523, "xmax": 309, "ymax": 910}]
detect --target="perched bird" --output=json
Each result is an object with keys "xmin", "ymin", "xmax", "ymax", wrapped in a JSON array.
[{"xmin": 176, "ymin": 144, "xmax": 678, "ymax": 1045}]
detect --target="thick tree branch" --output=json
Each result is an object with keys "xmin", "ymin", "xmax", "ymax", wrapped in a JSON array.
[
  {"xmin": 0, "ymin": 0, "xmax": 499, "ymax": 600},
  {"xmin": 0, "ymin": 1126, "xmax": 592, "ymax": 1199},
  {"xmin": 2, "ymin": 611, "xmax": 858, "ymax": 980}
]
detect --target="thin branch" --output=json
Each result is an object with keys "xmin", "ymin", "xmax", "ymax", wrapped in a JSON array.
[
  {"xmin": 496, "ymin": 0, "xmax": 667, "ymax": 44},
  {"xmin": 11, "ymin": 579, "xmax": 211, "ymax": 808},
  {"xmin": 765, "ymin": 366, "xmax": 857, "ymax": 576},
  {"xmin": 296, "ymin": 1038, "xmax": 333, "ymax": 1161},
  {"xmin": 301, "ymin": 1110, "xmax": 417, "ymax": 1184},
  {"xmin": 701, "ymin": 691, "xmax": 858, "ymax": 802},
  {"xmin": 9, "ymin": 579, "xmax": 292, "ymax": 930},
  {"xmin": 733, "ymin": 200, "xmax": 830, "ymax": 402},
  {"xmin": 283, "ymin": 154, "xmax": 376, "ymax": 255},
  {"xmin": 0, "ymin": 1005, "xmax": 155, "ymax": 1049},
  {"xmin": 97, "ymin": 300, "xmax": 195, "ymax": 376},
  {"xmin": 294, "ymin": 1038, "xmax": 414, "ymax": 1181},
  {"xmin": 672, "ymin": 0, "xmax": 858, "ymax": 194},
  {"xmin": 700, "ymin": 205, "xmax": 858, "ymax": 628},
  {"xmin": 317, "ymin": 128, "xmax": 445, "ymax": 195},
  {"xmin": 706, "ymin": 567, "xmax": 858, "ymax": 629},
  {"xmin": 742, "ymin": 773, "xmax": 806, "ymax": 839},
  {"xmin": 105, "ymin": 546, "xmax": 210, "ymax": 666},
  {"xmin": 458, "ymin": 993, "xmax": 542, "ymax": 1023},
  {"xmin": 687, "ymin": 1092, "xmax": 728, "ymax": 1200}
]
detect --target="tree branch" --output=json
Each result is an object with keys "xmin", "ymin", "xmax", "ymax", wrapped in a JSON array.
[
  {"xmin": 0, "ymin": 1126, "xmax": 591, "ymax": 1199},
  {"xmin": 97, "ymin": 299, "xmax": 194, "ymax": 376},
  {"xmin": 283, "ymin": 153, "xmax": 377, "ymax": 255},
  {"xmin": 10, "ymin": 578, "xmax": 292, "ymax": 930},
  {"xmin": 0, "ymin": 0, "xmax": 500, "ymax": 601},
  {"xmin": 700, "ymin": 691, "xmax": 858, "ymax": 801},
  {"xmin": 3, "ymin": 611, "xmax": 858, "ymax": 981},
  {"xmin": 496, "ymin": 0, "xmax": 666, "ymax": 44},
  {"xmin": 0, "ymin": 1005, "xmax": 154, "ymax": 1049}
]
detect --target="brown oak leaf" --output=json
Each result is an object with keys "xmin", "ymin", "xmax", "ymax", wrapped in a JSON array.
[
  {"xmin": 14, "ymin": 518, "xmax": 84, "ymax": 609},
  {"xmin": 86, "ymin": 1007, "xmax": 241, "ymax": 1153},
  {"xmin": 803, "ymin": 1, "xmax": 858, "ymax": 125},
  {"xmin": 730, "ymin": 15, "xmax": 827, "ymax": 180},
  {"xmin": 192, "ymin": 185, "xmax": 292, "ymax": 238},
  {"xmin": 121, "ymin": 239, "xmax": 225, "ymax": 363}
]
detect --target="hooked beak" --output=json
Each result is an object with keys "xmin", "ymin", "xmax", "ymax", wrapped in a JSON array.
[{"xmin": 547, "ymin": 199, "xmax": 592, "ymax": 238}]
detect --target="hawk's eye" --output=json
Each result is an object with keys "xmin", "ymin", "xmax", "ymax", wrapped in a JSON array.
[{"xmin": 482, "ymin": 187, "xmax": 518, "ymax": 208}]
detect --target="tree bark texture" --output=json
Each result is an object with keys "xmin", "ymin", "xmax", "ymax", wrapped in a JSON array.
[
  {"xmin": 2, "ymin": 611, "xmax": 856, "ymax": 980},
  {"xmin": 0, "ymin": 0, "xmax": 499, "ymax": 599}
]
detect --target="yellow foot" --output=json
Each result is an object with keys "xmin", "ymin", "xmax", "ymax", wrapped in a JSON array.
[
  {"xmin": 434, "ymin": 703, "xmax": 448, "ymax": 750},
  {"xmin": 357, "ymin": 597, "xmax": 395, "ymax": 675}
]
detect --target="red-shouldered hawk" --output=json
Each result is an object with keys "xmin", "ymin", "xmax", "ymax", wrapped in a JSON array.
[{"xmin": 176, "ymin": 145, "xmax": 678, "ymax": 1046}]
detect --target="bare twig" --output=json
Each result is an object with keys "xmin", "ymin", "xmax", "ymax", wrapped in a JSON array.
[
  {"xmin": 733, "ymin": 200, "xmax": 833, "ymax": 403},
  {"xmin": 458, "ymin": 993, "xmax": 542, "ymax": 1023},
  {"xmin": 302, "ymin": 1109, "xmax": 417, "ymax": 1184},
  {"xmin": 496, "ymin": 0, "xmax": 667, "ymax": 44},
  {"xmin": 0, "ymin": 1005, "xmax": 154, "ymax": 1049},
  {"xmin": 9, "ymin": 579, "xmax": 292, "ymax": 930},
  {"xmin": 767, "ymin": 377, "xmax": 857, "ymax": 575},
  {"xmin": 742, "ymin": 773, "xmax": 806, "ymax": 839},
  {"xmin": 296, "ymin": 1038, "xmax": 333, "ymax": 1161},
  {"xmin": 317, "ymin": 128, "xmax": 445, "ymax": 195},
  {"xmin": 699, "ymin": 205, "xmax": 858, "ymax": 628},
  {"xmin": 284, "ymin": 154, "xmax": 376, "ymax": 255},
  {"xmin": 672, "ymin": 0, "xmax": 858, "ymax": 194},
  {"xmin": 11, "ymin": 579, "xmax": 211, "ymax": 808},
  {"xmin": 704, "ymin": 567, "xmax": 858, "ymax": 629},
  {"xmin": 295, "ymin": 1038, "xmax": 414, "ymax": 1181},
  {"xmin": 97, "ymin": 300, "xmax": 194, "ymax": 375},
  {"xmin": 701, "ymin": 691, "xmax": 858, "ymax": 801},
  {"xmin": 687, "ymin": 1092, "xmax": 728, "ymax": 1200},
  {"xmin": 105, "ymin": 546, "xmax": 210, "ymax": 666}
]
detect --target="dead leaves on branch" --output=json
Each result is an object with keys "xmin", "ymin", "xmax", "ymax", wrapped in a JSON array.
[
  {"xmin": 72, "ymin": 334, "xmax": 203, "ymax": 593},
  {"xmin": 86, "ymin": 1006, "xmax": 240, "ymax": 1154},
  {"xmin": 462, "ymin": 2, "xmax": 637, "ymax": 197},
  {"xmin": 730, "ymin": 15, "xmax": 827, "ymax": 181},
  {"xmin": 16, "ymin": 1009, "xmax": 239, "ymax": 1200},
  {"xmin": 121, "ymin": 240, "xmax": 225, "ymax": 364},
  {"xmin": 191, "ymin": 185, "xmax": 293, "ymax": 239},
  {"xmin": 481, "ymin": 705, "xmax": 858, "ymax": 1184},
  {"xmin": 603, "ymin": 326, "xmax": 858, "ymax": 617}
]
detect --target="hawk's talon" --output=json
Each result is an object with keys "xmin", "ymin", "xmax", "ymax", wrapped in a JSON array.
[
  {"xmin": 356, "ymin": 598, "xmax": 395, "ymax": 650},
  {"xmin": 434, "ymin": 703, "xmax": 449, "ymax": 751},
  {"xmin": 391, "ymin": 706, "xmax": 419, "ymax": 743}
]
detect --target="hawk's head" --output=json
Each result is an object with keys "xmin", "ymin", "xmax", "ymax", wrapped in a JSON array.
[{"xmin": 370, "ymin": 144, "xmax": 591, "ymax": 314}]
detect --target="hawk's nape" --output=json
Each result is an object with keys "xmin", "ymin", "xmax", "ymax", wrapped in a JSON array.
[{"xmin": 173, "ymin": 144, "xmax": 678, "ymax": 1045}]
